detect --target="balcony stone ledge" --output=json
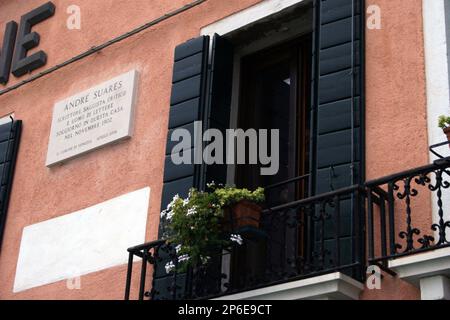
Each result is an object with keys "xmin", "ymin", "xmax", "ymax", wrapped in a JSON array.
[
  {"xmin": 212, "ymin": 272, "xmax": 364, "ymax": 300},
  {"xmin": 388, "ymin": 247, "xmax": 450, "ymax": 300}
]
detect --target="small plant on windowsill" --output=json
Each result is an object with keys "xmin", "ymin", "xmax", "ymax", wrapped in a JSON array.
[
  {"xmin": 438, "ymin": 115, "xmax": 450, "ymax": 148},
  {"xmin": 160, "ymin": 183, "xmax": 265, "ymax": 273}
]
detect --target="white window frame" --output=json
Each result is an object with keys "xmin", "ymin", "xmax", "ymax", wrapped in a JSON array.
[
  {"xmin": 0, "ymin": 113, "xmax": 14, "ymax": 125},
  {"xmin": 423, "ymin": 0, "xmax": 450, "ymax": 232}
]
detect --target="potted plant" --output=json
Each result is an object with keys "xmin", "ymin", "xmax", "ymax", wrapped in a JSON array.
[
  {"xmin": 438, "ymin": 115, "xmax": 450, "ymax": 148},
  {"xmin": 160, "ymin": 184, "xmax": 265, "ymax": 272},
  {"xmin": 213, "ymin": 184, "xmax": 265, "ymax": 230}
]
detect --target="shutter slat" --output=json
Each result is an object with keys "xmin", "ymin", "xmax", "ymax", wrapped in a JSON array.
[
  {"xmin": 320, "ymin": 15, "xmax": 361, "ymax": 49},
  {"xmin": 163, "ymin": 152, "xmax": 195, "ymax": 182},
  {"xmin": 174, "ymin": 37, "xmax": 206, "ymax": 61},
  {"xmin": 169, "ymin": 98, "xmax": 200, "ymax": 129},
  {"xmin": 316, "ymin": 128, "xmax": 361, "ymax": 168},
  {"xmin": 172, "ymin": 52, "xmax": 204, "ymax": 83},
  {"xmin": 316, "ymin": 162, "xmax": 361, "ymax": 195},
  {"xmin": 318, "ymin": 97, "xmax": 361, "ymax": 134},
  {"xmin": 318, "ymin": 67, "xmax": 361, "ymax": 104},
  {"xmin": 321, "ymin": 0, "xmax": 361, "ymax": 24},
  {"xmin": 165, "ymin": 122, "xmax": 195, "ymax": 156},
  {"xmin": 320, "ymin": 41, "xmax": 361, "ymax": 76},
  {"xmin": 161, "ymin": 175, "xmax": 195, "ymax": 209},
  {"xmin": 170, "ymin": 75, "xmax": 203, "ymax": 105},
  {"xmin": 0, "ymin": 121, "xmax": 13, "ymax": 141}
]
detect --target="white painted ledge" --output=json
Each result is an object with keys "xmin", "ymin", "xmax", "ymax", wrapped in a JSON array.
[
  {"xmin": 388, "ymin": 247, "xmax": 450, "ymax": 286},
  {"xmin": 388, "ymin": 247, "xmax": 450, "ymax": 300},
  {"xmin": 212, "ymin": 272, "xmax": 364, "ymax": 300},
  {"xmin": 201, "ymin": 0, "xmax": 307, "ymax": 37}
]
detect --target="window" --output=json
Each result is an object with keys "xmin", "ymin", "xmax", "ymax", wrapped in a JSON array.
[{"xmin": 155, "ymin": 0, "xmax": 365, "ymax": 299}]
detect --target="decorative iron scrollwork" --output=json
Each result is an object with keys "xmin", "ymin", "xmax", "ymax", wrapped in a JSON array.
[{"xmin": 367, "ymin": 161, "xmax": 450, "ymax": 267}]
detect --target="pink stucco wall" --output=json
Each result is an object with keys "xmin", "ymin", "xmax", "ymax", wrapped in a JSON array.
[
  {"xmin": 0, "ymin": 0, "xmax": 262, "ymax": 300},
  {"xmin": 0, "ymin": 0, "xmax": 432, "ymax": 300},
  {"xmin": 362, "ymin": 0, "xmax": 428, "ymax": 300}
]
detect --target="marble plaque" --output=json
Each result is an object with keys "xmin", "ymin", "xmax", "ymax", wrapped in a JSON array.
[{"xmin": 46, "ymin": 70, "xmax": 138, "ymax": 166}]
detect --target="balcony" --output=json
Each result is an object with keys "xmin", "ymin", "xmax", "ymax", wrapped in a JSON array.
[
  {"xmin": 125, "ymin": 156, "xmax": 450, "ymax": 300},
  {"xmin": 124, "ymin": 183, "xmax": 366, "ymax": 300}
]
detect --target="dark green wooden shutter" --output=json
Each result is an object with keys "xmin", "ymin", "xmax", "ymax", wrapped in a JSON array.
[
  {"xmin": 203, "ymin": 35, "xmax": 234, "ymax": 186},
  {"xmin": 0, "ymin": 119, "xmax": 22, "ymax": 250},
  {"xmin": 154, "ymin": 35, "xmax": 233, "ymax": 299},
  {"xmin": 311, "ymin": 0, "xmax": 364, "ymax": 273},
  {"xmin": 154, "ymin": 36, "xmax": 210, "ymax": 300},
  {"xmin": 161, "ymin": 36, "xmax": 210, "ymax": 209}
]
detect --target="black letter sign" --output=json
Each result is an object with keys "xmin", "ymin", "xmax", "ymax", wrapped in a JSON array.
[
  {"xmin": 11, "ymin": 2, "xmax": 55, "ymax": 77},
  {"xmin": 0, "ymin": 22, "xmax": 18, "ymax": 85}
]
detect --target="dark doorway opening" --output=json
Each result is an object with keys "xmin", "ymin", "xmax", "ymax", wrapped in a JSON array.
[
  {"xmin": 237, "ymin": 35, "xmax": 312, "ymax": 205},
  {"xmin": 230, "ymin": 35, "xmax": 313, "ymax": 289}
]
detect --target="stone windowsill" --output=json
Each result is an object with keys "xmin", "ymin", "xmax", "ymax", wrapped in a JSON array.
[
  {"xmin": 212, "ymin": 272, "xmax": 364, "ymax": 300},
  {"xmin": 388, "ymin": 247, "xmax": 450, "ymax": 286},
  {"xmin": 388, "ymin": 247, "xmax": 450, "ymax": 300}
]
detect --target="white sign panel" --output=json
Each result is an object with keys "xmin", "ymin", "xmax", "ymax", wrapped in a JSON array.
[
  {"xmin": 46, "ymin": 70, "xmax": 138, "ymax": 166},
  {"xmin": 14, "ymin": 187, "xmax": 150, "ymax": 293}
]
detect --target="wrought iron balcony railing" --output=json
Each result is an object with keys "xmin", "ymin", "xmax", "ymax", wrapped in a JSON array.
[
  {"xmin": 124, "ymin": 239, "xmax": 166, "ymax": 300},
  {"xmin": 124, "ymin": 184, "xmax": 366, "ymax": 300},
  {"xmin": 125, "ymin": 152, "xmax": 450, "ymax": 299},
  {"xmin": 366, "ymin": 156, "xmax": 450, "ymax": 273}
]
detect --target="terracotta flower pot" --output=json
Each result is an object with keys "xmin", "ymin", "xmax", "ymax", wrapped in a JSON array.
[
  {"xmin": 444, "ymin": 127, "xmax": 450, "ymax": 149},
  {"xmin": 223, "ymin": 200, "xmax": 262, "ymax": 231}
]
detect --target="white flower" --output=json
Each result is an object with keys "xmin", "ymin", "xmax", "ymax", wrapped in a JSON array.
[
  {"xmin": 165, "ymin": 261, "xmax": 175, "ymax": 274},
  {"xmin": 161, "ymin": 209, "xmax": 174, "ymax": 221},
  {"xmin": 200, "ymin": 256, "xmax": 211, "ymax": 264},
  {"xmin": 183, "ymin": 198, "xmax": 189, "ymax": 206},
  {"xmin": 187, "ymin": 207, "xmax": 197, "ymax": 216},
  {"xmin": 166, "ymin": 210, "xmax": 174, "ymax": 221},
  {"xmin": 178, "ymin": 254, "xmax": 190, "ymax": 263},
  {"xmin": 230, "ymin": 234, "xmax": 244, "ymax": 245},
  {"xmin": 175, "ymin": 245, "xmax": 182, "ymax": 253},
  {"xmin": 207, "ymin": 181, "xmax": 216, "ymax": 188},
  {"xmin": 167, "ymin": 194, "xmax": 180, "ymax": 210}
]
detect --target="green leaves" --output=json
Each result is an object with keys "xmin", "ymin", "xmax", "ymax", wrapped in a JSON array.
[
  {"xmin": 161, "ymin": 185, "xmax": 265, "ymax": 272},
  {"xmin": 438, "ymin": 115, "xmax": 450, "ymax": 129},
  {"xmin": 213, "ymin": 185, "xmax": 265, "ymax": 207}
]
